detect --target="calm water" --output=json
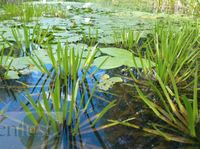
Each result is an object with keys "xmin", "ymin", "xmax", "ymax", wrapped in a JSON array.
[{"xmin": 0, "ymin": 2, "xmax": 198, "ymax": 149}]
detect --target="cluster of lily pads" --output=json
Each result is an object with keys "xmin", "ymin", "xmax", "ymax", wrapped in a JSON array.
[{"xmin": 0, "ymin": 1, "xmax": 199, "ymax": 148}]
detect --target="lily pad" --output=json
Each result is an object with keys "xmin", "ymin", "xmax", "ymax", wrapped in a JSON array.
[
  {"xmin": 99, "ymin": 47, "xmax": 132, "ymax": 57},
  {"xmin": 93, "ymin": 47, "xmax": 155, "ymax": 69},
  {"xmin": 93, "ymin": 56, "xmax": 123, "ymax": 69}
]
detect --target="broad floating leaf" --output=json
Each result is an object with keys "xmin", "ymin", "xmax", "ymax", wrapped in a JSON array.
[{"xmin": 93, "ymin": 47, "xmax": 155, "ymax": 70}]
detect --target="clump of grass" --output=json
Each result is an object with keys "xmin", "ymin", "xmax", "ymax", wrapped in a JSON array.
[
  {"xmin": 2, "ymin": 25, "xmax": 53, "ymax": 56},
  {"xmin": 82, "ymin": 28, "xmax": 99, "ymax": 46},
  {"xmin": 0, "ymin": 46, "xmax": 13, "ymax": 79},
  {"xmin": 113, "ymin": 29, "xmax": 141, "ymax": 50},
  {"xmin": 109, "ymin": 66, "xmax": 199, "ymax": 144},
  {"xmin": 19, "ymin": 42, "xmax": 116, "ymax": 139},
  {"xmin": 1, "ymin": 3, "xmax": 68, "ymax": 22},
  {"xmin": 132, "ymin": 22, "xmax": 199, "ymax": 86},
  {"xmin": 106, "ymin": 21, "xmax": 200, "ymax": 144}
]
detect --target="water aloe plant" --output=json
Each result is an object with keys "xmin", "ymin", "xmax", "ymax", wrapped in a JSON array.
[
  {"xmin": 110, "ymin": 64, "xmax": 199, "ymax": 144},
  {"xmin": 131, "ymin": 22, "xmax": 199, "ymax": 86},
  {"xmin": 113, "ymin": 29, "xmax": 141, "ymax": 50},
  {"xmin": 106, "ymin": 22, "xmax": 200, "ymax": 144},
  {"xmin": 18, "ymin": 42, "xmax": 116, "ymax": 146},
  {"xmin": 82, "ymin": 27, "xmax": 99, "ymax": 46},
  {"xmin": 2, "ymin": 25, "xmax": 52, "ymax": 57},
  {"xmin": 0, "ymin": 44, "xmax": 13, "ymax": 79}
]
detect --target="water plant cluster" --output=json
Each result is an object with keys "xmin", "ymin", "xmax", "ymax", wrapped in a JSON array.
[
  {"xmin": 110, "ymin": 23, "xmax": 200, "ymax": 144},
  {"xmin": 0, "ymin": 0, "xmax": 199, "ymax": 148}
]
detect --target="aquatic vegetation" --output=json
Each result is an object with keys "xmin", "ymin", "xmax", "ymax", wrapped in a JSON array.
[
  {"xmin": 20, "ymin": 76, "xmax": 116, "ymax": 133},
  {"xmin": 2, "ymin": 25, "xmax": 52, "ymax": 56},
  {"xmin": 0, "ymin": 47, "xmax": 13, "ymax": 79},
  {"xmin": 0, "ymin": 1, "xmax": 199, "ymax": 148},
  {"xmin": 93, "ymin": 47, "xmax": 155, "ymax": 69},
  {"xmin": 110, "ymin": 65, "xmax": 199, "ymax": 144},
  {"xmin": 19, "ymin": 42, "xmax": 116, "ymax": 140},
  {"xmin": 113, "ymin": 29, "xmax": 141, "ymax": 50},
  {"xmin": 107, "ymin": 22, "xmax": 200, "ymax": 144},
  {"xmin": 1, "ymin": 3, "xmax": 68, "ymax": 22},
  {"xmin": 30, "ymin": 42, "xmax": 100, "ymax": 80},
  {"xmin": 97, "ymin": 76, "xmax": 123, "ymax": 91},
  {"xmin": 1, "ymin": 3, "xmax": 42, "ymax": 22},
  {"xmin": 82, "ymin": 27, "xmax": 99, "ymax": 46},
  {"xmin": 131, "ymin": 22, "xmax": 200, "ymax": 85}
]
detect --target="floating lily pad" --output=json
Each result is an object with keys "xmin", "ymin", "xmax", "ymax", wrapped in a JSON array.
[
  {"xmin": 100, "ymin": 47, "xmax": 132, "ymax": 57},
  {"xmin": 93, "ymin": 56, "xmax": 123, "ymax": 69},
  {"xmin": 93, "ymin": 47, "xmax": 155, "ymax": 69},
  {"xmin": 67, "ymin": 35, "xmax": 82, "ymax": 43}
]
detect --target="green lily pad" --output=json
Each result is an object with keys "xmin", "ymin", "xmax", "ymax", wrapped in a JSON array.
[
  {"xmin": 67, "ymin": 35, "xmax": 82, "ymax": 43},
  {"xmin": 93, "ymin": 56, "xmax": 123, "ymax": 69},
  {"xmin": 93, "ymin": 47, "xmax": 155, "ymax": 69},
  {"xmin": 99, "ymin": 47, "xmax": 132, "ymax": 57}
]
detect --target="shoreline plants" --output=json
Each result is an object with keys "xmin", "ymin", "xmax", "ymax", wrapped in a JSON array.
[
  {"xmin": 108, "ymin": 21, "xmax": 200, "ymax": 144},
  {"xmin": 18, "ymin": 42, "xmax": 116, "ymax": 145}
]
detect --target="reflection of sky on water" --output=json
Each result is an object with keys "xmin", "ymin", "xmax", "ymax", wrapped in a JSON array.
[{"xmin": 0, "ymin": 65, "xmax": 115, "ymax": 148}]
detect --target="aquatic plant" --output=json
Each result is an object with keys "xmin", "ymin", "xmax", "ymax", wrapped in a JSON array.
[
  {"xmin": 1, "ymin": 3, "xmax": 68, "ymax": 22},
  {"xmin": 20, "ymin": 76, "xmax": 116, "ymax": 132},
  {"xmin": 107, "ymin": 22, "xmax": 200, "ymax": 144},
  {"xmin": 82, "ymin": 27, "xmax": 99, "ymax": 46},
  {"xmin": 110, "ymin": 64, "xmax": 199, "ymax": 144},
  {"xmin": 2, "ymin": 25, "xmax": 52, "ymax": 56},
  {"xmin": 19, "ymin": 42, "xmax": 116, "ymax": 138},
  {"xmin": 113, "ymin": 29, "xmax": 141, "ymax": 51},
  {"xmin": 131, "ymin": 22, "xmax": 199, "ymax": 86},
  {"xmin": 30, "ymin": 42, "xmax": 101, "ymax": 81},
  {"xmin": 0, "ymin": 46, "xmax": 13, "ymax": 79},
  {"xmin": 93, "ymin": 47, "xmax": 155, "ymax": 69}
]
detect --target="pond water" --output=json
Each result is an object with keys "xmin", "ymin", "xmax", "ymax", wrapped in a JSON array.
[{"xmin": 0, "ymin": 1, "xmax": 199, "ymax": 149}]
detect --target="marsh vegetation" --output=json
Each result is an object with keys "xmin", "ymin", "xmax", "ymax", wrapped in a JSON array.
[{"xmin": 0, "ymin": 0, "xmax": 199, "ymax": 148}]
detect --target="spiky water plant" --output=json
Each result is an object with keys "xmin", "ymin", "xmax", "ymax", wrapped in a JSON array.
[
  {"xmin": 18, "ymin": 42, "xmax": 116, "ymax": 145},
  {"xmin": 0, "ymin": 44, "xmax": 14, "ymax": 79},
  {"xmin": 113, "ymin": 29, "xmax": 141, "ymax": 50},
  {"xmin": 2, "ymin": 25, "xmax": 52, "ymax": 56},
  {"xmin": 20, "ymin": 76, "xmax": 116, "ymax": 130},
  {"xmin": 104, "ymin": 21, "xmax": 200, "ymax": 144},
  {"xmin": 108, "ymin": 63, "xmax": 199, "ymax": 144},
  {"xmin": 131, "ymin": 22, "xmax": 200, "ymax": 86},
  {"xmin": 82, "ymin": 27, "xmax": 99, "ymax": 46},
  {"xmin": 1, "ymin": 3, "xmax": 68, "ymax": 22}
]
